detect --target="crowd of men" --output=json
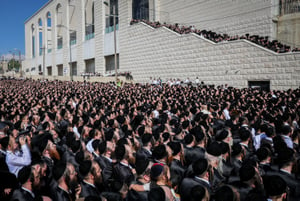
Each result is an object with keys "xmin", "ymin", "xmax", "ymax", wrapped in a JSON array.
[
  {"xmin": 130, "ymin": 19, "xmax": 300, "ymax": 53},
  {"xmin": 0, "ymin": 78, "xmax": 299, "ymax": 201}
]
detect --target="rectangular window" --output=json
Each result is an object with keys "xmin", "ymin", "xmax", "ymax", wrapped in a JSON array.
[
  {"xmin": 32, "ymin": 36, "xmax": 35, "ymax": 58},
  {"xmin": 105, "ymin": 54, "xmax": 119, "ymax": 72},
  {"xmin": 248, "ymin": 81, "xmax": 270, "ymax": 92},
  {"xmin": 105, "ymin": 0, "xmax": 119, "ymax": 34},
  {"xmin": 57, "ymin": 37, "xmax": 63, "ymax": 49}
]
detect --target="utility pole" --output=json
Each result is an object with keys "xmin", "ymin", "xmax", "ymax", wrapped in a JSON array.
[
  {"xmin": 69, "ymin": 38, "xmax": 73, "ymax": 81},
  {"xmin": 113, "ymin": 3, "xmax": 118, "ymax": 83}
]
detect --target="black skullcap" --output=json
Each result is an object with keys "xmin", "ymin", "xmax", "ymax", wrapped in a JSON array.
[
  {"xmin": 18, "ymin": 165, "xmax": 32, "ymax": 184},
  {"xmin": 31, "ymin": 151, "xmax": 43, "ymax": 166},
  {"xmin": 256, "ymin": 147, "xmax": 271, "ymax": 161},
  {"xmin": 282, "ymin": 125, "xmax": 291, "ymax": 135},
  {"xmin": 220, "ymin": 141, "xmax": 230, "ymax": 154},
  {"xmin": 276, "ymin": 147, "xmax": 294, "ymax": 165},
  {"xmin": 53, "ymin": 161, "xmax": 67, "ymax": 181},
  {"xmin": 79, "ymin": 160, "xmax": 92, "ymax": 177},
  {"xmin": 167, "ymin": 141, "xmax": 181, "ymax": 156},
  {"xmin": 152, "ymin": 144, "xmax": 167, "ymax": 160},
  {"xmin": 231, "ymin": 143, "xmax": 243, "ymax": 156},
  {"xmin": 239, "ymin": 164, "xmax": 255, "ymax": 181},
  {"xmin": 192, "ymin": 158, "xmax": 209, "ymax": 176},
  {"xmin": 92, "ymin": 139, "xmax": 100, "ymax": 151},
  {"xmin": 214, "ymin": 185, "xmax": 235, "ymax": 201},
  {"xmin": 206, "ymin": 141, "xmax": 222, "ymax": 157},
  {"xmin": 0, "ymin": 136, "xmax": 9, "ymax": 150},
  {"xmin": 47, "ymin": 112, "xmax": 55, "ymax": 121},
  {"xmin": 215, "ymin": 129, "xmax": 229, "ymax": 141},
  {"xmin": 98, "ymin": 141, "xmax": 107, "ymax": 154},
  {"xmin": 115, "ymin": 144, "xmax": 126, "ymax": 160},
  {"xmin": 190, "ymin": 185, "xmax": 206, "ymax": 201},
  {"xmin": 141, "ymin": 133, "xmax": 152, "ymax": 145},
  {"xmin": 184, "ymin": 134, "xmax": 194, "ymax": 145},
  {"xmin": 264, "ymin": 175, "xmax": 287, "ymax": 197},
  {"xmin": 31, "ymin": 133, "xmax": 53, "ymax": 154},
  {"xmin": 75, "ymin": 150, "xmax": 85, "ymax": 164},
  {"xmin": 150, "ymin": 163, "xmax": 164, "ymax": 179},
  {"xmin": 135, "ymin": 158, "xmax": 150, "ymax": 175}
]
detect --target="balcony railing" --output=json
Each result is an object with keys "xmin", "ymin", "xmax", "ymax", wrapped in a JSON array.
[
  {"xmin": 280, "ymin": 0, "xmax": 300, "ymax": 15},
  {"xmin": 85, "ymin": 33, "xmax": 95, "ymax": 40}
]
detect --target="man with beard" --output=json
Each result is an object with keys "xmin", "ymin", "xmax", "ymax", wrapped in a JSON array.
[
  {"xmin": 112, "ymin": 143, "xmax": 135, "ymax": 187},
  {"xmin": 31, "ymin": 133, "xmax": 61, "ymax": 197},
  {"xmin": 11, "ymin": 165, "xmax": 36, "ymax": 201},
  {"xmin": 52, "ymin": 162, "xmax": 80, "ymax": 201},
  {"xmin": 79, "ymin": 160, "xmax": 103, "ymax": 198}
]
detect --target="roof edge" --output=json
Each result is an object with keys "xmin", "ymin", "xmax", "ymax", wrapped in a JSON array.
[{"xmin": 24, "ymin": 0, "xmax": 53, "ymax": 24}]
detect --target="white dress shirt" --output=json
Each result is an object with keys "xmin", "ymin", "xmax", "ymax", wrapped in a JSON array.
[{"xmin": 6, "ymin": 144, "xmax": 31, "ymax": 176}]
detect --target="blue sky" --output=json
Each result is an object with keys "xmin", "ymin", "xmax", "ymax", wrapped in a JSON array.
[{"xmin": 0, "ymin": 0, "xmax": 49, "ymax": 59}]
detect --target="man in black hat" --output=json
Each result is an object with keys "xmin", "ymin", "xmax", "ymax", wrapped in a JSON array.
[
  {"xmin": 268, "ymin": 148, "xmax": 300, "ymax": 201},
  {"xmin": 135, "ymin": 133, "xmax": 153, "ymax": 162},
  {"xmin": 180, "ymin": 158, "xmax": 212, "ymax": 201},
  {"xmin": 112, "ymin": 144, "xmax": 135, "ymax": 186},
  {"xmin": 128, "ymin": 158, "xmax": 151, "ymax": 201},
  {"xmin": 79, "ymin": 160, "xmax": 102, "ymax": 198},
  {"xmin": 11, "ymin": 165, "xmax": 35, "ymax": 201},
  {"xmin": 52, "ymin": 162, "xmax": 80, "ymax": 201},
  {"xmin": 264, "ymin": 175, "xmax": 288, "ymax": 201}
]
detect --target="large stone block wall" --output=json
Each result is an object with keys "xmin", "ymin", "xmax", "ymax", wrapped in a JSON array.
[
  {"xmin": 158, "ymin": 0, "xmax": 276, "ymax": 37},
  {"xmin": 119, "ymin": 23, "xmax": 300, "ymax": 90}
]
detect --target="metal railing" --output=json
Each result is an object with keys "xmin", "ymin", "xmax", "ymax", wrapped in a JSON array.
[{"xmin": 280, "ymin": 0, "xmax": 300, "ymax": 15}]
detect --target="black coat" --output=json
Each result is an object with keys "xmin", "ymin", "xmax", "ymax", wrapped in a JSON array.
[
  {"xmin": 180, "ymin": 177, "xmax": 211, "ymax": 201},
  {"xmin": 135, "ymin": 148, "xmax": 152, "ymax": 161},
  {"xmin": 127, "ymin": 180, "xmax": 148, "ymax": 201},
  {"xmin": 267, "ymin": 170, "xmax": 300, "ymax": 201},
  {"xmin": 80, "ymin": 181, "xmax": 101, "ymax": 198},
  {"xmin": 50, "ymin": 186, "xmax": 72, "ymax": 201},
  {"xmin": 170, "ymin": 159, "xmax": 185, "ymax": 183},
  {"xmin": 10, "ymin": 188, "xmax": 35, "ymax": 201},
  {"xmin": 112, "ymin": 162, "xmax": 135, "ymax": 186}
]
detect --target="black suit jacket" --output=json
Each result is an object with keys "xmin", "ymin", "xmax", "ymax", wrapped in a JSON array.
[
  {"xmin": 127, "ymin": 180, "xmax": 148, "ymax": 201},
  {"xmin": 11, "ymin": 188, "xmax": 35, "ymax": 201},
  {"xmin": 51, "ymin": 186, "xmax": 72, "ymax": 201},
  {"xmin": 180, "ymin": 177, "xmax": 211, "ymax": 201},
  {"xmin": 170, "ymin": 159, "xmax": 185, "ymax": 182},
  {"xmin": 136, "ymin": 148, "xmax": 152, "ymax": 161},
  {"xmin": 112, "ymin": 162, "xmax": 135, "ymax": 186},
  {"xmin": 80, "ymin": 181, "xmax": 101, "ymax": 198},
  {"xmin": 0, "ymin": 152, "xmax": 9, "ymax": 172}
]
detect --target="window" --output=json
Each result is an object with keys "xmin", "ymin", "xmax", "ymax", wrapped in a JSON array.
[
  {"xmin": 32, "ymin": 24, "xmax": 35, "ymax": 58},
  {"xmin": 248, "ymin": 81, "xmax": 270, "ymax": 92},
  {"xmin": 132, "ymin": 0, "xmax": 149, "ymax": 20},
  {"xmin": 85, "ymin": 0, "xmax": 95, "ymax": 40},
  {"xmin": 47, "ymin": 12, "xmax": 52, "ymax": 28}
]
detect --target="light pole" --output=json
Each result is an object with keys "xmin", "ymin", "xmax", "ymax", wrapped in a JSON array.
[
  {"xmin": 14, "ymin": 48, "xmax": 22, "ymax": 77},
  {"xmin": 57, "ymin": 25, "xmax": 73, "ymax": 81},
  {"xmin": 103, "ymin": 0, "xmax": 118, "ymax": 83}
]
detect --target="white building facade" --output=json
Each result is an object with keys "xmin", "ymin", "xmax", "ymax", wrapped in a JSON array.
[{"xmin": 24, "ymin": 0, "xmax": 300, "ymax": 90}]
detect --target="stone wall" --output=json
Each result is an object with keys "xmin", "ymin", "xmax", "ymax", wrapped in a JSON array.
[
  {"xmin": 158, "ymin": 0, "xmax": 275, "ymax": 37},
  {"xmin": 120, "ymin": 22, "xmax": 300, "ymax": 90}
]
